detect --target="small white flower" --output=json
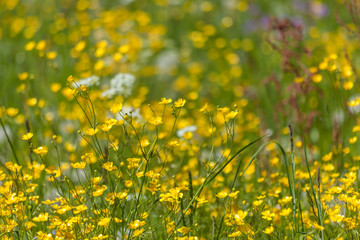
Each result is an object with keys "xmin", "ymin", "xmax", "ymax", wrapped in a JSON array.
[
  {"xmin": 101, "ymin": 73, "xmax": 136, "ymax": 98},
  {"xmin": 72, "ymin": 75, "xmax": 100, "ymax": 88}
]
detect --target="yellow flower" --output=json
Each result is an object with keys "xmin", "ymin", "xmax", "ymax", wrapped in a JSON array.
[
  {"xmin": 141, "ymin": 212, "xmax": 149, "ymax": 219},
  {"xmin": 18, "ymin": 72, "xmax": 29, "ymax": 81},
  {"xmin": 127, "ymin": 157, "xmax": 141, "ymax": 169},
  {"xmin": 5, "ymin": 162, "xmax": 22, "ymax": 172},
  {"xmin": 133, "ymin": 228, "xmax": 145, "ymax": 237},
  {"xmin": 110, "ymin": 103, "xmax": 123, "ymax": 113},
  {"xmin": 25, "ymin": 221, "xmax": 36, "ymax": 230},
  {"xmin": 322, "ymin": 152, "xmax": 332, "ymax": 162},
  {"xmin": 33, "ymin": 213, "xmax": 49, "ymax": 222},
  {"xmin": 116, "ymin": 192, "xmax": 128, "ymax": 200},
  {"xmin": 7, "ymin": 107, "xmax": 19, "ymax": 117},
  {"xmin": 263, "ymin": 225, "xmax": 274, "ymax": 234},
  {"xmin": 67, "ymin": 75, "xmax": 74, "ymax": 82},
  {"xmin": 312, "ymin": 74, "xmax": 322, "ymax": 83},
  {"xmin": 313, "ymin": 221, "xmax": 324, "ymax": 230},
  {"xmin": 22, "ymin": 132, "xmax": 33, "ymax": 141},
  {"xmin": 349, "ymin": 136, "xmax": 357, "ymax": 144},
  {"xmin": 71, "ymin": 162, "xmax": 86, "ymax": 169},
  {"xmin": 102, "ymin": 162, "xmax": 118, "ymax": 171},
  {"xmin": 33, "ymin": 146, "xmax": 48, "ymax": 156},
  {"xmin": 125, "ymin": 180, "xmax": 133, "ymax": 188},
  {"xmin": 159, "ymin": 97, "xmax": 172, "ymax": 104},
  {"xmin": 229, "ymin": 191, "xmax": 240, "ymax": 198},
  {"xmin": 168, "ymin": 140, "xmax": 179, "ymax": 147},
  {"xmin": 217, "ymin": 107, "xmax": 230, "ymax": 114},
  {"xmin": 84, "ymin": 127, "xmax": 98, "ymax": 136},
  {"xmin": 98, "ymin": 217, "xmax": 111, "ymax": 227},
  {"xmin": 216, "ymin": 191, "xmax": 228, "ymax": 199},
  {"xmin": 342, "ymin": 65, "xmax": 353, "ymax": 78},
  {"xmin": 174, "ymin": 98, "xmax": 186, "ymax": 107},
  {"xmin": 129, "ymin": 220, "xmax": 146, "ymax": 229},
  {"xmin": 91, "ymin": 176, "xmax": 102, "ymax": 184},
  {"xmin": 148, "ymin": 116, "xmax": 163, "ymax": 125},
  {"xmin": 138, "ymin": 139, "xmax": 150, "ymax": 148},
  {"xmin": 200, "ymin": 102, "xmax": 208, "ymax": 112},
  {"xmin": 73, "ymin": 205, "xmax": 88, "ymax": 214},
  {"xmin": 177, "ymin": 226, "xmax": 191, "ymax": 235},
  {"xmin": 183, "ymin": 132, "xmax": 193, "ymax": 139},
  {"xmin": 225, "ymin": 111, "xmax": 238, "ymax": 119},
  {"xmin": 279, "ymin": 208, "xmax": 291, "ymax": 217},
  {"xmin": 343, "ymin": 80, "xmax": 354, "ymax": 90},
  {"xmin": 46, "ymin": 51, "xmax": 57, "ymax": 60},
  {"xmin": 93, "ymin": 185, "xmax": 108, "ymax": 197},
  {"xmin": 261, "ymin": 210, "xmax": 275, "ymax": 221}
]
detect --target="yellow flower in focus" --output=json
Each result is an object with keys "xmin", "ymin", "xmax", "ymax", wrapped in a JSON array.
[
  {"xmin": 33, "ymin": 146, "xmax": 48, "ymax": 156},
  {"xmin": 174, "ymin": 98, "xmax": 186, "ymax": 107},
  {"xmin": 21, "ymin": 132, "xmax": 33, "ymax": 140},
  {"xmin": 102, "ymin": 162, "xmax": 118, "ymax": 171}
]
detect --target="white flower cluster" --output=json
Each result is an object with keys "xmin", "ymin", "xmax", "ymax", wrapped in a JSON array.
[
  {"xmin": 101, "ymin": 73, "xmax": 136, "ymax": 98},
  {"xmin": 72, "ymin": 75, "xmax": 100, "ymax": 88}
]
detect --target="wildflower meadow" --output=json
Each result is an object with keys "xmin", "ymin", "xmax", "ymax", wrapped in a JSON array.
[{"xmin": 1, "ymin": 0, "xmax": 360, "ymax": 239}]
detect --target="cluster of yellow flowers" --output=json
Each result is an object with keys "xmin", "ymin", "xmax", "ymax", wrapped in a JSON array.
[{"xmin": 2, "ymin": 0, "xmax": 360, "ymax": 239}]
